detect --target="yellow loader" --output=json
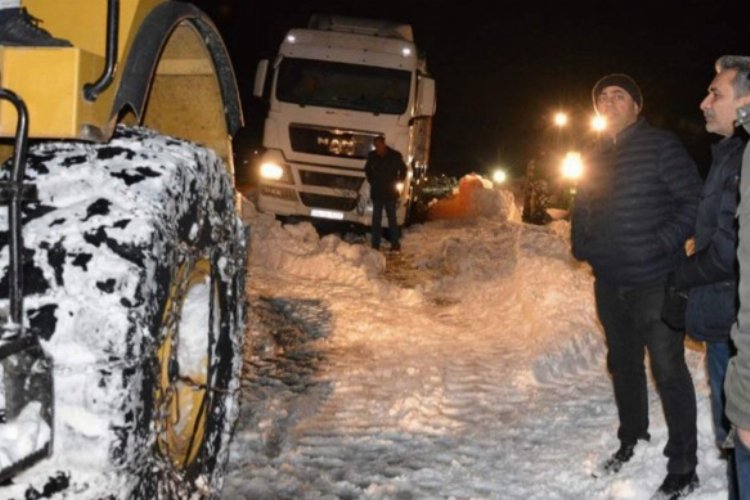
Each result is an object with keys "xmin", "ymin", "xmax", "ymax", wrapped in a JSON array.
[{"xmin": 0, "ymin": 0, "xmax": 247, "ymax": 497}]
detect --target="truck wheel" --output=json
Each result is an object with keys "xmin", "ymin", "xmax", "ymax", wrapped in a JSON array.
[{"xmin": 0, "ymin": 126, "xmax": 247, "ymax": 498}]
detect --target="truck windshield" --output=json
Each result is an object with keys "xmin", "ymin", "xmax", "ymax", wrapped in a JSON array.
[{"xmin": 276, "ymin": 58, "xmax": 411, "ymax": 115}]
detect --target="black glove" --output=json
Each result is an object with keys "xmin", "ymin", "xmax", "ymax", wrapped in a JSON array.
[{"xmin": 660, "ymin": 273, "xmax": 688, "ymax": 331}]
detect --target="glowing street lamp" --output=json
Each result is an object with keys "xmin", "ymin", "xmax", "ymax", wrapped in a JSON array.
[
  {"xmin": 561, "ymin": 151, "xmax": 584, "ymax": 216},
  {"xmin": 553, "ymin": 112, "xmax": 569, "ymax": 128},
  {"xmin": 561, "ymin": 152, "xmax": 584, "ymax": 182},
  {"xmin": 591, "ymin": 115, "xmax": 607, "ymax": 133},
  {"xmin": 552, "ymin": 111, "xmax": 569, "ymax": 150},
  {"xmin": 492, "ymin": 169, "xmax": 508, "ymax": 185}
]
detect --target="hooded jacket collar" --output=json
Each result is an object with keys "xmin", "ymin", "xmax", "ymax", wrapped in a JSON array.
[
  {"xmin": 595, "ymin": 117, "xmax": 645, "ymax": 153},
  {"xmin": 611, "ymin": 117, "xmax": 645, "ymax": 145}
]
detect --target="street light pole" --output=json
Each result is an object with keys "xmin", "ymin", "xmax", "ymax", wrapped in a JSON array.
[
  {"xmin": 553, "ymin": 112, "xmax": 568, "ymax": 150},
  {"xmin": 561, "ymin": 151, "xmax": 583, "ymax": 219}
]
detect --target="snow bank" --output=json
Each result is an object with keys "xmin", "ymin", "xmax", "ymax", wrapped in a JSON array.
[{"xmin": 243, "ymin": 202, "xmax": 385, "ymax": 287}]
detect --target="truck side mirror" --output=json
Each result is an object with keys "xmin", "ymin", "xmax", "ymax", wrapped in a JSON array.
[
  {"xmin": 415, "ymin": 76, "xmax": 436, "ymax": 117},
  {"xmin": 254, "ymin": 59, "xmax": 269, "ymax": 98}
]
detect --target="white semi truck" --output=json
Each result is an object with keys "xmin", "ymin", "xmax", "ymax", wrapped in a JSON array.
[{"xmin": 253, "ymin": 14, "xmax": 436, "ymax": 226}]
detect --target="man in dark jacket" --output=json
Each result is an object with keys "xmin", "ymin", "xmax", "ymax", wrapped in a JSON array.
[
  {"xmin": 669, "ymin": 56, "xmax": 750, "ymax": 500},
  {"xmin": 364, "ymin": 136, "xmax": 406, "ymax": 251},
  {"xmin": 571, "ymin": 74, "xmax": 703, "ymax": 498}
]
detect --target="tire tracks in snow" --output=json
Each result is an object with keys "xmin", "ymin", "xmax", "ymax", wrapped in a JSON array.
[{"xmin": 224, "ymin": 217, "xmax": 724, "ymax": 499}]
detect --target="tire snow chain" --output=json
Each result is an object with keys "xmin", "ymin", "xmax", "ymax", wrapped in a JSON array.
[
  {"xmin": 150, "ymin": 247, "xmax": 202, "ymax": 486},
  {"xmin": 162, "ymin": 253, "xmax": 192, "ymax": 428},
  {"xmin": 149, "ymin": 239, "xmax": 233, "ymax": 487}
]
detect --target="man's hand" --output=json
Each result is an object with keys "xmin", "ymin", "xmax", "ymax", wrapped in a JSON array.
[
  {"xmin": 684, "ymin": 237, "xmax": 696, "ymax": 257},
  {"xmin": 739, "ymin": 427, "xmax": 750, "ymax": 449}
]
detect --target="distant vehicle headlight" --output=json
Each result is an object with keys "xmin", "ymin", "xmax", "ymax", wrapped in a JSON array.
[{"xmin": 260, "ymin": 162, "xmax": 287, "ymax": 181}]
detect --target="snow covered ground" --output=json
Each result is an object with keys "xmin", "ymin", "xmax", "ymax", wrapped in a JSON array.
[{"xmin": 224, "ymin": 185, "xmax": 729, "ymax": 500}]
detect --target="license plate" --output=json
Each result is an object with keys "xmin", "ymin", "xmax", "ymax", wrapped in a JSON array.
[{"xmin": 310, "ymin": 208, "xmax": 345, "ymax": 220}]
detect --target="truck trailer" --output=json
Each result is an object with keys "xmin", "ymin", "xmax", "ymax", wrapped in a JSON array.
[{"xmin": 253, "ymin": 15, "xmax": 436, "ymax": 226}]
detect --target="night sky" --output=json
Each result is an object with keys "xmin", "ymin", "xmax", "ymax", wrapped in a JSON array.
[{"xmin": 188, "ymin": 0, "xmax": 750, "ymax": 178}]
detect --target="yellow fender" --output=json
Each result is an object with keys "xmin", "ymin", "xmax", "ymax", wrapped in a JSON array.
[{"xmin": 0, "ymin": 1, "xmax": 242, "ymax": 169}]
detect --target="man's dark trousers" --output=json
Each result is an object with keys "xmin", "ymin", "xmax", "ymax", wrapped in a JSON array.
[
  {"xmin": 594, "ymin": 278, "xmax": 698, "ymax": 474},
  {"xmin": 371, "ymin": 199, "xmax": 399, "ymax": 250}
]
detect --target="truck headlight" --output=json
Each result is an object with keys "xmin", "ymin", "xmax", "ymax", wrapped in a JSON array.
[{"xmin": 260, "ymin": 162, "xmax": 289, "ymax": 182}]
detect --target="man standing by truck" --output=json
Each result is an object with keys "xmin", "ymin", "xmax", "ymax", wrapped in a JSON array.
[{"xmin": 364, "ymin": 136, "xmax": 406, "ymax": 251}]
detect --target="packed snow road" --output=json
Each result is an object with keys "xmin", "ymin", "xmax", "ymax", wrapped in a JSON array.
[{"xmin": 224, "ymin": 189, "xmax": 728, "ymax": 500}]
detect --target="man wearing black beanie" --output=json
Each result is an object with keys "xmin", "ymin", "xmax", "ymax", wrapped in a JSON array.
[
  {"xmin": 571, "ymin": 73, "xmax": 702, "ymax": 498},
  {"xmin": 592, "ymin": 73, "xmax": 643, "ymax": 109},
  {"xmin": 591, "ymin": 73, "xmax": 645, "ymax": 137}
]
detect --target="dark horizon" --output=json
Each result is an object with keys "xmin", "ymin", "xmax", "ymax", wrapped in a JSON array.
[{"xmin": 188, "ymin": 0, "xmax": 750, "ymax": 179}]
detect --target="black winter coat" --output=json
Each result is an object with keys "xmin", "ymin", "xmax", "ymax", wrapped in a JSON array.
[
  {"xmin": 674, "ymin": 131, "xmax": 746, "ymax": 342},
  {"xmin": 364, "ymin": 147, "xmax": 406, "ymax": 202},
  {"xmin": 572, "ymin": 119, "xmax": 702, "ymax": 286}
]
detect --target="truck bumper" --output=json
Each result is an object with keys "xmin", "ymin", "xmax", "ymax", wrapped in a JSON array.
[{"xmin": 258, "ymin": 184, "xmax": 405, "ymax": 227}]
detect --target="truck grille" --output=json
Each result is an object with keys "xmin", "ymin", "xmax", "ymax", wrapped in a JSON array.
[
  {"xmin": 300, "ymin": 193, "xmax": 358, "ymax": 211},
  {"xmin": 289, "ymin": 124, "xmax": 379, "ymax": 159},
  {"xmin": 299, "ymin": 170, "xmax": 364, "ymax": 191}
]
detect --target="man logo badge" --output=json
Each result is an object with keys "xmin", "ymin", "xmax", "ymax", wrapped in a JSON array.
[{"xmin": 317, "ymin": 136, "xmax": 356, "ymax": 156}]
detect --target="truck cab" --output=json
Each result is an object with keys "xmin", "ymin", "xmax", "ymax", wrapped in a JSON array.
[{"xmin": 254, "ymin": 15, "xmax": 436, "ymax": 226}]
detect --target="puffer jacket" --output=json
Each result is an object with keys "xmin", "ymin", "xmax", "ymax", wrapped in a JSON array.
[
  {"xmin": 674, "ymin": 131, "xmax": 746, "ymax": 342},
  {"xmin": 571, "ymin": 119, "xmax": 702, "ymax": 286}
]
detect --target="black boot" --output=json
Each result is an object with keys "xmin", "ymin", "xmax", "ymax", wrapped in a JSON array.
[
  {"xmin": 0, "ymin": 8, "xmax": 71, "ymax": 47},
  {"xmin": 599, "ymin": 441, "xmax": 637, "ymax": 475},
  {"xmin": 650, "ymin": 471, "xmax": 699, "ymax": 499}
]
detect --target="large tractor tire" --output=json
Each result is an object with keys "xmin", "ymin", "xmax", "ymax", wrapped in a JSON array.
[{"xmin": 0, "ymin": 126, "xmax": 247, "ymax": 498}]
